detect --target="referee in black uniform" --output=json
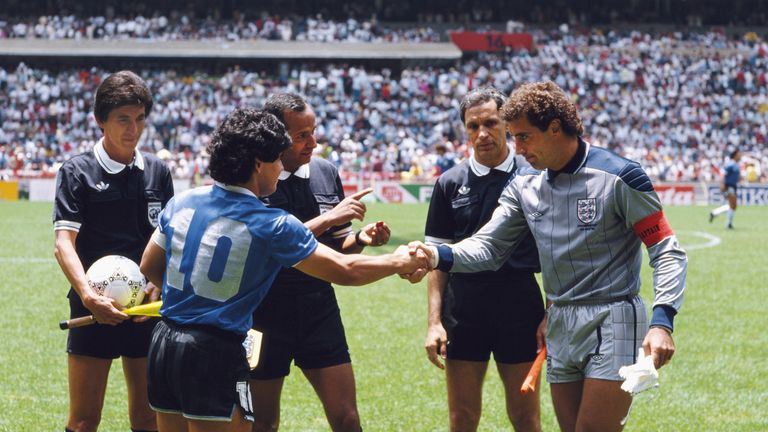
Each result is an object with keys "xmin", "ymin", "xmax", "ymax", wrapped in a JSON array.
[
  {"xmin": 249, "ymin": 93, "xmax": 390, "ymax": 432},
  {"xmin": 53, "ymin": 70, "xmax": 173, "ymax": 432},
  {"xmin": 424, "ymin": 87, "xmax": 544, "ymax": 431}
]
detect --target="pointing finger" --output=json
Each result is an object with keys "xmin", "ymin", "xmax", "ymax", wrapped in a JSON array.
[{"xmin": 350, "ymin": 187, "xmax": 374, "ymax": 200}]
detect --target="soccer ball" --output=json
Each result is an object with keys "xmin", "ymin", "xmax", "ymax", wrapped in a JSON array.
[{"xmin": 86, "ymin": 255, "xmax": 146, "ymax": 308}]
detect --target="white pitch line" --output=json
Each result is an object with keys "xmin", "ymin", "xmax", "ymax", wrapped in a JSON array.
[
  {"xmin": 0, "ymin": 257, "xmax": 56, "ymax": 263},
  {"xmin": 679, "ymin": 230, "xmax": 721, "ymax": 251}
]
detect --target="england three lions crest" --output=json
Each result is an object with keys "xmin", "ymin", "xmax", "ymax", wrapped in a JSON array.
[
  {"xmin": 577, "ymin": 198, "xmax": 597, "ymax": 224},
  {"xmin": 148, "ymin": 202, "xmax": 162, "ymax": 227}
]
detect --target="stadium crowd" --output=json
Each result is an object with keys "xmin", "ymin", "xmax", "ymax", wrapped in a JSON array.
[
  {"xmin": 2, "ymin": 29, "xmax": 768, "ymax": 183},
  {"xmin": 4, "ymin": 11, "xmax": 768, "ymax": 48},
  {"xmin": 0, "ymin": 13, "xmax": 441, "ymax": 42}
]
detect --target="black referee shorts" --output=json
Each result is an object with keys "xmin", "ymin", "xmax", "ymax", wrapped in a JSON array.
[
  {"xmin": 147, "ymin": 319, "xmax": 254, "ymax": 422},
  {"xmin": 443, "ymin": 271, "xmax": 545, "ymax": 364},
  {"xmin": 250, "ymin": 288, "xmax": 350, "ymax": 380},
  {"xmin": 66, "ymin": 289, "xmax": 157, "ymax": 359}
]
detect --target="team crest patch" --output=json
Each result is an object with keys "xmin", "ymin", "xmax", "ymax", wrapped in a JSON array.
[
  {"xmin": 577, "ymin": 198, "xmax": 597, "ymax": 224},
  {"xmin": 147, "ymin": 202, "xmax": 162, "ymax": 227}
]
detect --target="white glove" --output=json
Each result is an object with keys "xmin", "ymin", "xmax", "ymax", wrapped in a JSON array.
[{"xmin": 619, "ymin": 348, "xmax": 659, "ymax": 395}]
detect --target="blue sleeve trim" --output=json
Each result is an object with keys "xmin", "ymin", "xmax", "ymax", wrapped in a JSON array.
[
  {"xmin": 436, "ymin": 244, "xmax": 454, "ymax": 272},
  {"xmin": 618, "ymin": 163, "xmax": 654, "ymax": 192},
  {"xmin": 650, "ymin": 305, "xmax": 677, "ymax": 332}
]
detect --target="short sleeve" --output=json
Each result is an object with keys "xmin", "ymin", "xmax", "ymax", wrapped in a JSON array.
[
  {"xmin": 162, "ymin": 166, "xmax": 175, "ymax": 205},
  {"xmin": 53, "ymin": 162, "xmax": 84, "ymax": 232},
  {"xmin": 271, "ymin": 214, "xmax": 319, "ymax": 268},
  {"xmin": 424, "ymin": 178, "xmax": 454, "ymax": 245}
]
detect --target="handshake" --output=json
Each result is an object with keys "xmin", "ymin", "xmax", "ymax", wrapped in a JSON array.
[{"xmin": 392, "ymin": 241, "xmax": 437, "ymax": 283}]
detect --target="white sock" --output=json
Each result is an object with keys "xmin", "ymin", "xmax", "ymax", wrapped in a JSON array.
[
  {"xmin": 712, "ymin": 205, "xmax": 729, "ymax": 217},
  {"xmin": 726, "ymin": 209, "xmax": 735, "ymax": 226}
]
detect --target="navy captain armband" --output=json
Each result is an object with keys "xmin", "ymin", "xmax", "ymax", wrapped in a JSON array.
[{"xmin": 435, "ymin": 244, "xmax": 454, "ymax": 272}]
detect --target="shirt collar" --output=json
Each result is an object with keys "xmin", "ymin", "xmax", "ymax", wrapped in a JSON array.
[
  {"xmin": 468, "ymin": 145, "xmax": 516, "ymax": 176},
  {"xmin": 546, "ymin": 137, "xmax": 589, "ymax": 182},
  {"xmin": 279, "ymin": 162, "xmax": 310, "ymax": 180},
  {"xmin": 214, "ymin": 181, "xmax": 258, "ymax": 198},
  {"xmin": 93, "ymin": 138, "xmax": 145, "ymax": 174}
]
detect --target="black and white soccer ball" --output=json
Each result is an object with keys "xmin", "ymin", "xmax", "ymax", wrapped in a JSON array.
[{"xmin": 86, "ymin": 255, "xmax": 146, "ymax": 308}]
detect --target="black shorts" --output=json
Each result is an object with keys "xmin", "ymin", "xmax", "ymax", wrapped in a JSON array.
[
  {"xmin": 442, "ymin": 271, "xmax": 545, "ymax": 364},
  {"xmin": 147, "ymin": 319, "xmax": 254, "ymax": 422},
  {"xmin": 249, "ymin": 288, "xmax": 350, "ymax": 380},
  {"xmin": 66, "ymin": 289, "xmax": 158, "ymax": 359}
]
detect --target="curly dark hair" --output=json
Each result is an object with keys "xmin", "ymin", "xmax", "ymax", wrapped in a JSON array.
[
  {"xmin": 94, "ymin": 70, "xmax": 153, "ymax": 123},
  {"xmin": 207, "ymin": 108, "xmax": 292, "ymax": 185},
  {"xmin": 459, "ymin": 86, "xmax": 506, "ymax": 123},
  {"xmin": 263, "ymin": 92, "xmax": 307, "ymax": 124},
  {"xmin": 502, "ymin": 81, "xmax": 583, "ymax": 136}
]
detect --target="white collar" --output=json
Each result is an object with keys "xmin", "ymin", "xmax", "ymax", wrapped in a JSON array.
[
  {"xmin": 214, "ymin": 181, "xmax": 258, "ymax": 198},
  {"xmin": 94, "ymin": 138, "xmax": 145, "ymax": 174},
  {"xmin": 469, "ymin": 145, "xmax": 516, "ymax": 176},
  {"xmin": 279, "ymin": 162, "xmax": 310, "ymax": 180}
]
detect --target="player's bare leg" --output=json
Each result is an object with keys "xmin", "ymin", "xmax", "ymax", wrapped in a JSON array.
[
  {"xmin": 726, "ymin": 192, "xmax": 738, "ymax": 228},
  {"xmin": 249, "ymin": 378, "xmax": 285, "ymax": 432},
  {"xmin": 122, "ymin": 356, "xmax": 157, "ymax": 431},
  {"xmin": 574, "ymin": 379, "xmax": 631, "ymax": 432},
  {"xmin": 497, "ymin": 361, "xmax": 541, "ymax": 431},
  {"xmin": 445, "ymin": 359, "xmax": 488, "ymax": 432},
  {"xmin": 550, "ymin": 381, "xmax": 583, "ymax": 432},
  {"xmin": 303, "ymin": 363, "xmax": 360, "ymax": 432},
  {"xmin": 187, "ymin": 407, "xmax": 252, "ymax": 432},
  {"xmin": 67, "ymin": 354, "xmax": 111, "ymax": 432},
  {"xmin": 156, "ymin": 412, "xmax": 187, "ymax": 432}
]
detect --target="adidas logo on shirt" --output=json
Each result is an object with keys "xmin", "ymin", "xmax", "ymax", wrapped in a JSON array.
[{"xmin": 95, "ymin": 181, "xmax": 110, "ymax": 191}]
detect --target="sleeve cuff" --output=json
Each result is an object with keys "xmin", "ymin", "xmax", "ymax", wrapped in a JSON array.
[
  {"xmin": 650, "ymin": 305, "xmax": 677, "ymax": 333},
  {"xmin": 151, "ymin": 229, "xmax": 167, "ymax": 250},
  {"xmin": 435, "ymin": 244, "xmax": 454, "ymax": 272}
]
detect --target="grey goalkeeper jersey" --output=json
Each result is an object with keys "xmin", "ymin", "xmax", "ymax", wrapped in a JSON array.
[{"xmin": 439, "ymin": 140, "xmax": 686, "ymax": 327}]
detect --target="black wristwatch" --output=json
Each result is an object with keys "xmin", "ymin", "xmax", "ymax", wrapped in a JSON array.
[{"xmin": 354, "ymin": 229, "xmax": 367, "ymax": 247}]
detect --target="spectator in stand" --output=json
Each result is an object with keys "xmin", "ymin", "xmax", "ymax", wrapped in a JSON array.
[{"xmin": 2, "ymin": 27, "xmax": 768, "ymax": 184}]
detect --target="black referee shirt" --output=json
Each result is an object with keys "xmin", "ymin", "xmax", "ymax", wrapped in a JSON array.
[
  {"xmin": 53, "ymin": 141, "xmax": 174, "ymax": 271},
  {"xmin": 262, "ymin": 157, "xmax": 351, "ymax": 295},
  {"xmin": 425, "ymin": 153, "xmax": 540, "ymax": 280}
]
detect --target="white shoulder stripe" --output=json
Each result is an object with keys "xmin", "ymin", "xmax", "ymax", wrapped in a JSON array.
[
  {"xmin": 54, "ymin": 221, "xmax": 81, "ymax": 232},
  {"xmin": 425, "ymin": 236, "xmax": 454, "ymax": 245}
]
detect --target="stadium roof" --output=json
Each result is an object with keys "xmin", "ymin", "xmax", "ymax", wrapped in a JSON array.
[{"xmin": 0, "ymin": 39, "xmax": 463, "ymax": 60}]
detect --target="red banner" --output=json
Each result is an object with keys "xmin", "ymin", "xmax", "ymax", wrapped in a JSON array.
[
  {"xmin": 449, "ymin": 31, "xmax": 533, "ymax": 52},
  {"xmin": 654, "ymin": 185, "xmax": 695, "ymax": 206}
]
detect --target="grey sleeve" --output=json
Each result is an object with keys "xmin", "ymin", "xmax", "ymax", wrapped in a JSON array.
[
  {"xmin": 615, "ymin": 175, "xmax": 687, "ymax": 324},
  {"xmin": 647, "ymin": 235, "xmax": 687, "ymax": 313},
  {"xmin": 449, "ymin": 184, "xmax": 529, "ymax": 273}
]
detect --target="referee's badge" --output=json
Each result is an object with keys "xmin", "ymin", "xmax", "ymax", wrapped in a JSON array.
[
  {"xmin": 319, "ymin": 203, "xmax": 334, "ymax": 214},
  {"xmin": 577, "ymin": 198, "xmax": 597, "ymax": 224},
  {"xmin": 147, "ymin": 202, "xmax": 162, "ymax": 227}
]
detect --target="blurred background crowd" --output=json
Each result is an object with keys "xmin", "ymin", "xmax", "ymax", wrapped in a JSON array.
[{"xmin": 2, "ymin": 1, "xmax": 767, "ymax": 184}]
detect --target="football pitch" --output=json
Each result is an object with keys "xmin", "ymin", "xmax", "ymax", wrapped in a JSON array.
[{"xmin": 0, "ymin": 201, "xmax": 765, "ymax": 431}]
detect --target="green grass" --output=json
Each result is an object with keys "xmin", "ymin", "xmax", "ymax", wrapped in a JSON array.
[{"xmin": 0, "ymin": 201, "xmax": 766, "ymax": 431}]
